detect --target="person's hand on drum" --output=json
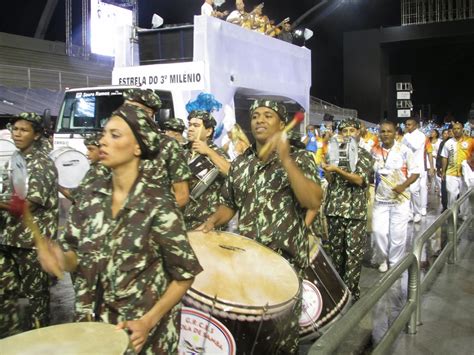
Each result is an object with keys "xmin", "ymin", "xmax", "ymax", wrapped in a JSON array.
[
  {"xmin": 192, "ymin": 140, "xmax": 211, "ymax": 156},
  {"xmin": 196, "ymin": 219, "xmax": 215, "ymax": 233},
  {"xmin": 116, "ymin": 319, "xmax": 153, "ymax": 353}
]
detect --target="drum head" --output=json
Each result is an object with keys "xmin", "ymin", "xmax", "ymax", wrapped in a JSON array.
[
  {"xmin": 187, "ymin": 231, "xmax": 300, "ymax": 314},
  {"xmin": 50, "ymin": 147, "xmax": 90, "ymax": 188},
  {"xmin": 11, "ymin": 151, "xmax": 28, "ymax": 199},
  {"xmin": 0, "ymin": 139, "xmax": 17, "ymax": 165},
  {"xmin": 0, "ymin": 322, "xmax": 129, "ymax": 355},
  {"xmin": 327, "ymin": 137, "xmax": 340, "ymax": 166},
  {"xmin": 348, "ymin": 137, "xmax": 358, "ymax": 172}
]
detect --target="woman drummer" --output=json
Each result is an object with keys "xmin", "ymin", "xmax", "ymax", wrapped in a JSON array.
[{"xmin": 39, "ymin": 104, "xmax": 202, "ymax": 354}]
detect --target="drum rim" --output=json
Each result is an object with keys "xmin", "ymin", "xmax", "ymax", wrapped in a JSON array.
[
  {"xmin": 0, "ymin": 322, "xmax": 130, "ymax": 353},
  {"xmin": 186, "ymin": 230, "xmax": 301, "ymax": 316}
]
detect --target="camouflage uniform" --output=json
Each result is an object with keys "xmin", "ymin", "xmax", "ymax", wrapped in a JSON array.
[
  {"xmin": 60, "ymin": 105, "xmax": 202, "ymax": 354},
  {"xmin": 324, "ymin": 120, "xmax": 373, "ymax": 300},
  {"xmin": 0, "ymin": 142, "xmax": 58, "ymax": 336},
  {"xmin": 220, "ymin": 141, "xmax": 320, "ymax": 354},
  {"xmin": 162, "ymin": 117, "xmax": 186, "ymax": 133},
  {"xmin": 158, "ymin": 133, "xmax": 192, "ymax": 190},
  {"xmin": 183, "ymin": 141, "xmax": 228, "ymax": 229}
]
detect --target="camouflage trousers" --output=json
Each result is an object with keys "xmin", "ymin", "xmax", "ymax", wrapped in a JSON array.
[
  {"xmin": 0, "ymin": 245, "xmax": 50, "ymax": 338},
  {"xmin": 325, "ymin": 216, "xmax": 367, "ymax": 300}
]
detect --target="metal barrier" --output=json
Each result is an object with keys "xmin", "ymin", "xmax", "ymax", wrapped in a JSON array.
[{"xmin": 309, "ymin": 187, "xmax": 473, "ymax": 355}]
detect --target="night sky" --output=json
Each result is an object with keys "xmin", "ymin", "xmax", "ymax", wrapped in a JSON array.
[{"xmin": 1, "ymin": 0, "xmax": 473, "ymax": 121}]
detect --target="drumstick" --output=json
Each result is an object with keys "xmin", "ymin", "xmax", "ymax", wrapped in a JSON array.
[
  {"xmin": 258, "ymin": 111, "xmax": 305, "ymax": 161},
  {"xmin": 380, "ymin": 175, "xmax": 410, "ymax": 200}
]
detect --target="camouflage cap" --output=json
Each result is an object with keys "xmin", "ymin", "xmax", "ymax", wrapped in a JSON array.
[
  {"xmin": 16, "ymin": 112, "xmax": 43, "ymax": 126},
  {"xmin": 123, "ymin": 88, "xmax": 162, "ymax": 112},
  {"xmin": 83, "ymin": 132, "xmax": 101, "ymax": 147},
  {"xmin": 338, "ymin": 118, "xmax": 361, "ymax": 130},
  {"xmin": 249, "ymin": 99, "xmax": 288, "ymax": 122},
  {"xmin": 112, "ymin": 104, "xmax": 160, "ymax": 160},
  {"xmin": 163, "ymin": 117, "xmax": 186, "ymax": 132},
  {"xmin": 187, "ymin": 110, "xmax": 217, "ymax": 128}
]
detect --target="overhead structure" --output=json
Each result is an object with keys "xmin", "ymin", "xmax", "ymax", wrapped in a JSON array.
[
  {"xmin": 401, "ymin": 0, "xmax": 474, "ymax": 25},
  {"xmin": 34, "ymin": 0, "xmax": 59, "ymax": 39}
]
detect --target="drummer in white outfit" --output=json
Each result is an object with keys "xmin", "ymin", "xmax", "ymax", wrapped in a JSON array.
[{"xmin": 371, "ymin": 120, "xmax": 419, "ymax": 272}]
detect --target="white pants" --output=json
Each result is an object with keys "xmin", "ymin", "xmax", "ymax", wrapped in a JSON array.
[
  {"xmin": 446, "ymin": 175, "xmax": 468, "ymax": 217},
  {"xmin": 419, "ymin": 171, "xmax": 428, "ymax": 210},
  {"xmin": 372, "ymin": 200, "xmax": 410, "ymax": 267},
  {"xmin": 409, "ymin": 173, "xmax": 423, "ymax": 215}
]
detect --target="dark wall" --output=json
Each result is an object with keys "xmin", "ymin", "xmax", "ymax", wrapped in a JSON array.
[
  {"xmin": 343, "ymin": 29, "xmax": 382, "ymax": 122},
  {"xmin": 344, "ymin": 20, "xmax": 474, "ymax": 124}
]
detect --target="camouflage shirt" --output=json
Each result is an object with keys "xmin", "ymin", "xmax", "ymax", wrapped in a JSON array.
[
  {"xmin": 0, "ymin": 148, "xmax": 58, "ymax": 248},
  {"xmin": 60, "ymin": 160, "xmax": 202, "ymax": 354},
  {"xmin": 184, "ymin": 142, "xmax": 228, "ymax": 230},
  {"xmin": 71, "ymin": 163, "xmax": 110, "ymax": 204},
  {"xmin": 324, "ymin": 146, "xmax": 373, "ymax": 220},
  {"xmin": 158, "ymin": 133, "xmax": 192, "ymax": 185},
  {"xmin": 220, "ymin": 146, "xmax": 320, "ymax": 270}
]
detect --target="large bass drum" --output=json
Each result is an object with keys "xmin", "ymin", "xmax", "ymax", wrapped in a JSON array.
[
  {"xmin": 0, "ymin": 322, "xmax": 130, "ymax": 355},
  {"xmin": 49, "ymin": 147, "xmax": 90, "ymax": 188},
  {"xmin": 179, "ymin": 231, "xmax": 300, "ymax": 355},
  {"xmin": 299, "ymin": 234, "xmax": 351, "ymax": 341}
]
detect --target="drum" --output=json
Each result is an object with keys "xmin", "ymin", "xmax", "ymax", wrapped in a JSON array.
[
  {"xmin": 299, "ymin": 234, "xmax": 351, "ymax": 341},
  {"xmin": 179, "ymin": 230, "xmax": 300, "ymax": 354},
  {"xmin": 49, "ymin": 147, "xmax": 90, "ymax": 188},
  {"xmin": 188, "ymin": 155, "xmax": 220, "ymax": 199},
  {"xmin": 0, "ymin": 151, "xmax": 28, "ymax": 202},
  {"xmin": 0, "ymin": 138, "xmax": 16, "ymax": 166},
  {"xmin": 0, "ymin": 322, "xmax": 130, "ymax": 355},
  {"xmin": 327, "ymin": 136, "xmax": 358, "ymax": 172}
]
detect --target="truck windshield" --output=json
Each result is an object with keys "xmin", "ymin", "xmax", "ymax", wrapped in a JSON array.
[{"xmin": 56, "ymin": 89, "xmax": 174, "ymax": 133}]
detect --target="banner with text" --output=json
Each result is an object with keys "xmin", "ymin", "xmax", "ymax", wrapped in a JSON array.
[{"xmin": 112, "ymin": 62, "xmax": 205, "ymax": 91}]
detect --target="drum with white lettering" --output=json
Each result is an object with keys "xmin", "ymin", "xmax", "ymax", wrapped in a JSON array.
[
  {"xmin": 49, "ymin": 147, "xmax": 90, "ymax": 188},
  {"xmin": 0, "ymin": 322, "xmax": 130, "ymax": 355},
  {"xmin": 179, "ymin": 230, "xmax": 300, "ymax": 354},
  {"xmin": 299, "ymin": 234, "xmax": 351, "ymax": 341}
]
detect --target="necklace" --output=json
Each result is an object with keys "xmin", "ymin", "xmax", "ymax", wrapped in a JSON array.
[{"xmin": 381, "ymin": 145, "xmax": 392, "ymax": 168}]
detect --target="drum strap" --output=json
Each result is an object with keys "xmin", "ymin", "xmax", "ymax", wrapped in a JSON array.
[{"xmin": 93, "ymin": 273, "xmax": 104, "ymax": 321}]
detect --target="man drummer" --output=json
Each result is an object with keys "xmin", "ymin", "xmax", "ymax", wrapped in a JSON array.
[
  {"xmin": 198, "ymin": 99, "xmax": 322, "ymax": 353},
  {"xmin": 184, "ymin": 110, "xmax": 230, "ymax": 229},
  {"xmin": 321, "ymin": 118, "xmax": 373, "ymax": 300},
  {"xmin": 0, "ymin": 112, "xmax": 58, "ymax": 337},
  {"xmin": 123, "ymin": 89, "xmax": 192, "ymax": 208},
  {"xmin": 67, "ymin": 132, "xmax": 110, "ymax": 203}
]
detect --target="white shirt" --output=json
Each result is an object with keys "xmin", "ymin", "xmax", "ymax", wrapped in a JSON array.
[
  {"xmin": 372, "ymin": 142, "xmax": 418, "ymax": 203},
  {"xmin": 402, "ymin": 129, "xmax": 425, "ymax": 174},
  {"xmin": 226, "ymin": 10, "xmax": 242, "ymax": 23},
  {"xmin": 201, "ymin": 2, "xmax": 213, "ymax": 16}
]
